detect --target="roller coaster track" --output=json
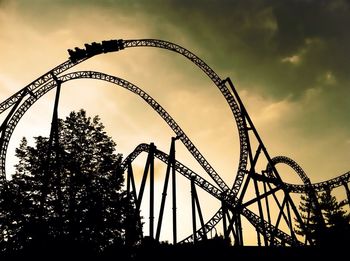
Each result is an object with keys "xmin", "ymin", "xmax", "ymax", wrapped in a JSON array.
[
  {"xmin": 287, "ymin": 171, "xmax": 350, "ymax": 193},
  {"xmin": 0, "ymin": 39, "xmax": 248, "ymax": 201},
  {"xmin": 0, "ymin": 42, "xmax": 252, "ymax": 248},
  {"xmin": 0, "ymin": 70, "xmax": 232, "ymax": 193},
  {"xmin": 0, "ymin": 38, "xmax": 348, "ymax": 247},
  {"xmin": 121, "ymin": 143, "xmax": 350, "ymax": 245},
  {"xmin": 267, "ymin": 156, "xmax": 311, "ymax": 185},
  {"xmin": 268, "ymin": 156, "xmax": 350, "ymax": 193},
  {"xmin": 0, "ymin": 70, "xmax": 300, "ymax": 246},
  {"xmin": 121, "ymin": 143, "xmax": 299, "ymax": 246}
]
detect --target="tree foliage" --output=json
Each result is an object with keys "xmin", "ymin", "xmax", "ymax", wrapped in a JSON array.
[
  {"xmin": 295, "ymin": 189, "xmax": 350, "ymax": 247},
  {"xmin": 318, "ymin": 190, "xmax": 350, "ymax": 246},
  {"xmin": 0, "ymin": 109, "xmax": 142, "ymax": 256},
  {"xmin": 294, "ymin": 192, "xmax": 320, "ymax": 244}
]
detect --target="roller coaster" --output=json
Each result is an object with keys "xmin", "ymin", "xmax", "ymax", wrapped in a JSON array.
[{"xmin": 0, "ymin": 39, "xmax": 349, "ymax": 247}]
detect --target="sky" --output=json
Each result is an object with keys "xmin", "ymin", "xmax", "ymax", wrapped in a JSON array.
[{"xmin": 0, "ymin": 0, "xmax": 349, "ymax": 244}]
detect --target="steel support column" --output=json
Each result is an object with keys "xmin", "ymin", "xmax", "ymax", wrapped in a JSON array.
[
  {"xmin": 262, "ymin": 174, "xmax": 272, "ymax": 225},
  {"xmin": 41, "ymin": 75, "xmax": 62, "ymax": 201},
  {"xmin": 236, "ymin": 212, "xmax": 243, "ymax": 246},
  {"xmin": 149, "ymin": 143, "xmax": 155, "ymax": 239},
  {"xmin": 38, "ymin": 74, "xmax": 62, "ymax": 238},
  {"xmin": 191, "ymin": 175, "xmax": 197, "ymax": 244},
  {"xmin": 222, "ymin": 200, "xmax": 227, "ymax": 239},
  {"xmin": 136, "ymin": 146, "xmax": 152, "ymax": 209},
  {"xmin": 225, "ymin": 77, "xmax": 311, "ymax": 245},
  {"xmin": 172, "ymin": 137, "xmax": 178, "ymax": 244},
  {"xmin": 193, "ymin": 181, "xmax": 207, "ymax": 240},
  {"xmin": 156, "ymin": 138, "xmax": 176, "ymax": 241},
  {"xmin": 127, "ymin": 161, "xmax": 138, "ymax": 202},
  {"xmin": 343, "ymin": 181, "xmax": 350, "ymax": 208}
]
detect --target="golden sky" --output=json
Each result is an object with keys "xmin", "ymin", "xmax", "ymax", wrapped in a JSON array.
[{"xmin": 0, "ymin": 0, "xmax": 349, "ymax": 245}]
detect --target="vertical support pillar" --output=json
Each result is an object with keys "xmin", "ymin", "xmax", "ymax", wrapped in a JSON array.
[
  {"xmin": 136, "ymin": 149, "xmax": 152, "ymax": 209},
  {"xmin": 42, "ymin": 75, "xmax": 62, "ymax": 198},
  {"xmin": 193, "ymin": 179, "xmax": 207, "ymax": 240},
  {"xmin": 127, "ymin": 161, "xmax": 137, "ymax": 201},
  {"xmin": 149, "ymin": 143, "xmax": 155, "ymax": 239},
  {"xmin": 225, "ymin": 76, "xmax": 312, "ymax": 246},
  {"xmin": 53, "ymin": 83, "xmax": 64, "ymax": 233},
  {"xmin": 250, "ymin": 146, "xmax": 268, "ymax": 246},
  {"xmin": 125, "ymin": 160, "xmax": 138, "ymax": 246},
  {"xmin": 39, "ymin": 74, "xmax": 62, "ymax": 237},
  {"xmin": 156, "ymin": 137, "xmax": 177, "ymax": 242},
  {"xmin": 256, "ymin": 229, "xmax": 261, "ymax": 246},
  {"xmin": 190, "ymin": 175, "xmax": 197, "ymax": 244},
  {"xmin": 236, "ymin": 213, "xmax": 243, "ymax": 246},
  {"xmin": 222, "ymin": 200, "xmax": 227, "ymax": 239},
  {"xmin": 127, "ymin": 165, "xmax": 130, "ymax": 197},
  {"xmin": 262, "ymin": 173, "xmax": 271, "ymax": 225},
  {"xmin": 343, "ymin": 181, "xmax": 350, "ymax": 208},
  {"xmin": 285, "ymin": 200, "xmax": 296, "ymax": 240},
  {"xmin": 271, "ymin": 197, "xmax": 287, "ymax": 245},
  {"xmin": 171, "ymin": 137, "xmax": 178, "ymax": 244},
  {"xmin": 225, "ymin": 212, "xmax": 238, "ymax": 244},
  {"xmin": 253, "ymin": 177, "xmax": 268, "ymax": 246}
]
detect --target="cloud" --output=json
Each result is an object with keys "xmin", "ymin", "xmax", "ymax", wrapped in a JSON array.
[
  {"xmin": 239, "ymin": 87, "xmax": 349, "ymax": 181},
  {"xmin": 0, "ymin": 0, "xmax": 349, "ymax": 245},
  {"xmin": 281, "ymin": 55, "xmax": 300, "ymax": 65},
  {"xmin": 1, "ymin": 0, "xmax": 348, "ymax": 162},
  {"xmin": 318, "ymin": 71, "xmax": 337, "ymax": 85}
]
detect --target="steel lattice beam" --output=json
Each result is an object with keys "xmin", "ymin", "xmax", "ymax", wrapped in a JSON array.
[{"xmin": 0, "ymin": 38, "xmax": 348, "ymax": 248}]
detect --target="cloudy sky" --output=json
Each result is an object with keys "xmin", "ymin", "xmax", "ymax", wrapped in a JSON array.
[{"xmin": 0, "ymin": 0, "xmax": 349, "ymax": 244}]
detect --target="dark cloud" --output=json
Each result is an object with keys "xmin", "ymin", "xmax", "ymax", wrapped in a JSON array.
[
  {"xmin": 4, "ymin": 0, "xmax": 350, "ymax": 134},
  {"xmin": 125, "ymin": 0, "xmax": 350, "ymax": 132},
  {"xmin": 0, "ymin": 0, "xmax": 348, "ymax": 183},
  {"xmin": 136, "ymin": 0, "xmax": 350, "ymax": 93}
]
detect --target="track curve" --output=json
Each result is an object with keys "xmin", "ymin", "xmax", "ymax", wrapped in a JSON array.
[
  {"xmin": 0, "ymin": 71, "xmax": 301, "ymax": 246},
  {"xmin": 0, "ymin": 70, "xmax": 228, "ymax": 194},
  {"xmin": 268, "ymin": 156, "xmax": 350, "ymax": 193},
  {"xmin": 267, "ymin": 156, "xmax": 311, "ymax": 185},
  {"xmin": 122, "ymin": 143, "xmax": 299, "ymax": 246},
  {"xmin": 0, "ymin": 38, "xmax": 347, "ymax": 246},
  {"xmin": 0, "ymin": 39, "xmax": 248, "ymax": 201},
  {"xmin": 287, "ymin": 171, "xmax": 350, "ymax": 193}
]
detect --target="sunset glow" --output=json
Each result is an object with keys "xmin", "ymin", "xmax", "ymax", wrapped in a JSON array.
[{"xmin": 1, "ymin": 0, "xmax": 349, "ymax": 245}]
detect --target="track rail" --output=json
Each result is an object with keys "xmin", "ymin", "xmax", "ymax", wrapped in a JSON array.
[
  {"xmin": 0, "ymin": 38, "xmax": 347, "ymax": 247},
  {"xmin": 268, "ymin": 156, "xmax": 350, "ymax": 193},
  {"xmin": 122, "ymin": 143, "xmax": 300, "ymax": 246},
  {"xmin": 287, "ymin": 171, "xmax": 350, "ymax": 193},
  {"xmin": 0, "ymin": 39, "xmax": 248, "ymax": 200},
  {"xmin": 0, "ymin": 71, "xmax": 302, "ymax": 245}
]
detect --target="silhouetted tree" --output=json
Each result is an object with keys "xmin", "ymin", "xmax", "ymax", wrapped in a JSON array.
[
  {"xmin": 295, "ymin": 189, "xmax": 350, "ymax": 247},
  {"xmin": 318, "ymin": 190, "xmax": 350, "ymax": 247},
  {"xmin": 294, "ymin": 193, "xmax": 320, "ymax": 245},
  {"xmin": 1, "ymin": 109, "xmax": 142, "ymax": 256},
  {"xmin": 0, "ymin": 178, "xmax": 21, "ymax": 254}
]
